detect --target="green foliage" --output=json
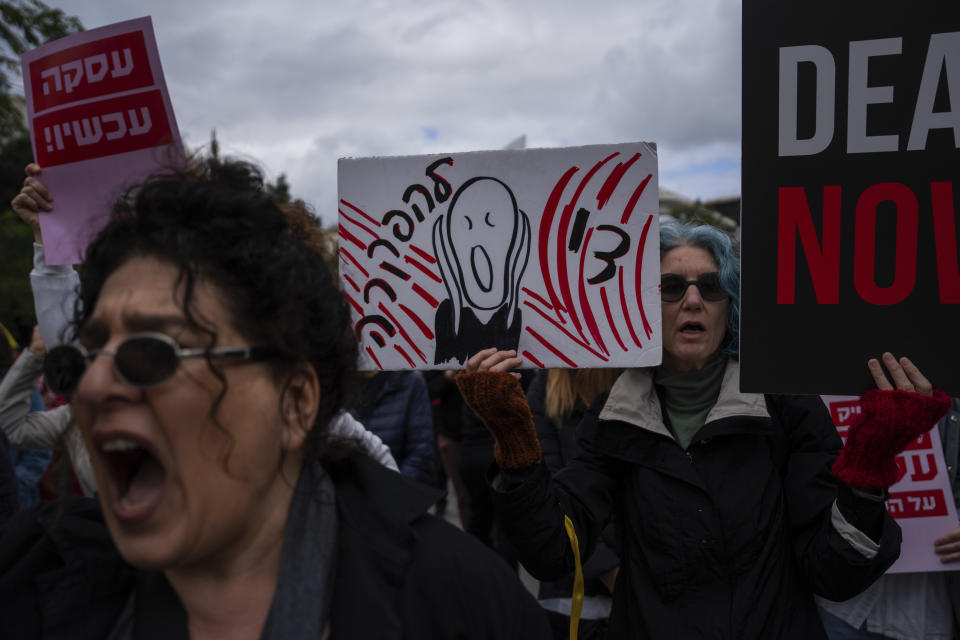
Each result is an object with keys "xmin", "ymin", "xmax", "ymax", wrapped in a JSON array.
[
  {"xmin": 0, "ymin": 2, "xmax": 82, "ymax": 344},
  {"xmin": 0, "ymin": 0, "xmax": 83, "ymax": 142},
  {"xmin": 0, "ymin": 207, "xmax": 37, "ymax": 345}
]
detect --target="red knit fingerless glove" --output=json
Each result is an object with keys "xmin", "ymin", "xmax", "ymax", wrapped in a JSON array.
[
  {"xmin": 455, "ymin": 371, "xmax": 541, "ymax": 470},
  {"xmin": 832, "ymin": 389, "xmax": 952, "ymax": 489}
]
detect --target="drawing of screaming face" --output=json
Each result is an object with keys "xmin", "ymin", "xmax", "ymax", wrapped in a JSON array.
[
  {"xmin": 432, "ymin": 176, "xmax": 530, "ymax": 364},
  {"xmin": 449, "ymin": 178, "xmax": 518, "ymax": 308}
]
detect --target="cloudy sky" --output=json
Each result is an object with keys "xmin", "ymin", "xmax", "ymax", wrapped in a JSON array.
[{"xmin": 30, "ymin": 0, "xmax": 741, "ymax": 226}]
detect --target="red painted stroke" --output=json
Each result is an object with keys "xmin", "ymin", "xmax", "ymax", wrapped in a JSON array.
[
  {"xmin": 620, "ymin": 174, "xmax": 653, "ymax": 225},
  {"xmin": 339, "ymin": 247, "xmax": 369, "ymax": 277},
  {"xmin": 393, "ymin": 344, "xmax": 416, "ymax": 368},
  {"xmin": 340, "ymin": 210, "xmax": 379, "ymax": 239},
  {"xmin": 539, "ymin": 167, "xmax": 579, "ymax": 324},
  {"xmin": 412, "ymin": 283, "xmax": 439, "ymax": 308},
  {"xmin": 409, "ymin": 244, "xmax": 438, "ymax": 264},
  {"xmin": 343, "ymin": 291, "xmax": 363, "ymax": 315},
  {"xmin": 405, "ymin": 255, "xmax": 442, "ymax": 283},
  {"xmin": 338, "ymin": 225, "xmax": 367, "ymax": 251},
  {"xmin": 340, "ymin": 199, "xmax": 381, "ymax": 227},
  {"xmin": 526, "ymin": 327, "xmax": 578, "ymax": 368},
  {"xmin": 365, "ymin": 346, "xmax": 383, "ymax": 370},
  {"xmin": 343, "ymin": 273, "xmax": 361, "ymax": 293},
  {"xmin": 596, "ymin": 153, "xmax": 641, "ymax": 211},
  {"xmin": 600, "ymin": 287, "xmax": 627, "ymax": 352},
  {"xmin": 399, "ymin": 303, "xmax": 434, "ymax": 339},
  {"xmin": 523, "ymin": 301, "xmax": 609, "ymax": 362},
  {"xmin": 522, "ymin": 350, "xmax": 545, "ymax": 368},
  {"xmin": 556, "ymin": 153, "xmax": 620, "ymax": 342},
  {"xmin": 379, "ymin": 302, "xmax": 426, "ymax": 364},
  {"xmin": 577, "ymin": 228, "xmax": 609, "ymax": 355},
  {"xmin": 633, "ymin": 215, "xmax": 654, "ymax": 338},
  {"xmin": 521, "ymin": 287, "xmax": 554, "ymax": 310},
  {"xmin": 618, "ymin": 266, "xmax": 642, "ymax": 348}
]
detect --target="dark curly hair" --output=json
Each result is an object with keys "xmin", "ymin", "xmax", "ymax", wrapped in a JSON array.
[{"xmin": 73, "ymin": 157, "xmax": 357, "ymax": 461}]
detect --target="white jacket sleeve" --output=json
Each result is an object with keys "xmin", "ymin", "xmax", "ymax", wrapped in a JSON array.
[
  {"xmin": 327, "ymin": 411, "xmax": 399, "ymax": 472},
  {"xmin": 0, "ymin": 351, "xmax": 71, "ymax": 450},
  {"xmin": 31, "ymin": 242, "xmax": 80, "ymax": 346}
]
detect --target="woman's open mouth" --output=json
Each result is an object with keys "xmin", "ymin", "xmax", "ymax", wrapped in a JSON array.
[
  {"xmin": 97, "ymin": 436, "xmax": 167, "ymax": 524},
  {"xmin": 679, "ymin": 322, "xmax": 706, "ymax": 335}
]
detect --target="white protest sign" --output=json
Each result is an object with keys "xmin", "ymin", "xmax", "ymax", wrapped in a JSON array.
[
  {"xmin": 822, "ymin": 395, "xmax": 959, "ymax": 573},
  {"xmin": 338, "ymin": 142, "xmax": 661, "ymax": 370}
]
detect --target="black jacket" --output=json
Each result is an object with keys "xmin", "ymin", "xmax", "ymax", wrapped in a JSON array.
[
  {"xmin": 527, "ymin": 371, "xmax": 620, "ymax": 602},
  {"xmin": 493, "ymin": 362, "xmax": 901, "ymax": 639},
  {"xmin": 0, "ymin": 455, "xmax": 550, "ymax": 639}
]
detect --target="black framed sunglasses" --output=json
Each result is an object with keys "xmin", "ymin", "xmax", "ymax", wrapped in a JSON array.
[
  {"xmin": 43, "ymin": 332, "xmax": 278, "ymax": 397},
  {"xmin": 660, "ymin": 272, "xmax": 728, "ymax": 303}
]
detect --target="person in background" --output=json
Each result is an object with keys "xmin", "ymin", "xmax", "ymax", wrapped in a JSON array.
[
  {"xmin": 425, "ymin": 369, "xmax": 469, "ymax": 521},
  {"xmin": 529, "ymin": 368, "xmax": 622, "ymax": 640},
  {"xmin": 817, "ymin": 396, "xmax": 960, "ymax": 640},
  {"xmin": 0, "ymin": 335, "xmax": 20, "ymax": 524},
  {"xmin": 349, "ymin": 370, "xmax": 435, "ymax": 486},
  {"xmin": 0, "ymin": 157, "xmax": 550, "ymax": 638},
  {"xmin": 454, "ymin": 220, "xmax": 950, "ymax": 639},
  {"xmin": 0, "ymin": 324, "xmax": 53, "ymax": 506}
]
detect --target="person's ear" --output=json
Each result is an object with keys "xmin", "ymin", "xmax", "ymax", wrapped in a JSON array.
[{"xmin": 280, "ymin": 363, "xmax": 320, "ymax": 451}]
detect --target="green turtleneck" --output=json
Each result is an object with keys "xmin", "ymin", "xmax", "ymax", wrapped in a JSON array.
[{"xmin": 654, "ymin": 357, "xmax": 727, "ymax": 450}]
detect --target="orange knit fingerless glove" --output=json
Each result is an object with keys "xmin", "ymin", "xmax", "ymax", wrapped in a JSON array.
[
  {"xmin": 455, "ymin": 371, "xmax": 541, "ymax": 469},
  {"xmin": 832, "ymin": 389, "xmax": 952, "ymax": 489}
]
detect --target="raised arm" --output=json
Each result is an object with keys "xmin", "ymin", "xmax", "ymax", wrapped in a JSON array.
[{"xmin": 11, "ymin": 164, "xmax": 79, "ymax": 346}]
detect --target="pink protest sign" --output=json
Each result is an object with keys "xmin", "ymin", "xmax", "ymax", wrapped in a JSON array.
[
  {"xmin": 822, "ymin": 395, "xmax": 959, "ymax": 573},
  {"xmin": 21, "ymin": 16, "xmax": 182, "ymax": 265}
]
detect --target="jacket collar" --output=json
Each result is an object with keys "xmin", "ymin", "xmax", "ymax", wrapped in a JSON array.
[
  {"xmin": 328, "ymin": 455, "xmax": 440, "ymax": 639},
  {"xmin": 599, "ymin": 359, "xmax": 770, "ymax": 436}
]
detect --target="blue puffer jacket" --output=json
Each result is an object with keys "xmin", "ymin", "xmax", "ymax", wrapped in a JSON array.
[{"xmin": 349, "ymin": 371, "xmax": 436, "ymax": 486}]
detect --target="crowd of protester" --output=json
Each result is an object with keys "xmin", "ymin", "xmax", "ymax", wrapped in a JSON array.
[{"xmin": 0, "ymin": 156, "xmax": 957, "ymax": 639}]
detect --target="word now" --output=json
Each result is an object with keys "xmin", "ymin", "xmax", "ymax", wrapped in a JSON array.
[
  {"xmin": 44, "ymin": 107, "xmax": 151, "ymax": 152},
  {"xmin": 41, "ymin": 49, "xmax": 134, "ymax": 96},
  {"xmin": 778, "ymin": 181, "xmax": 960, "ymax": 305},
  {"xmin": 779, "ymin": 32, "xmax": 960, "ymax": 155},
  {"xmin": 34, "ymin": 89, "xmax": 172, "ymax": 167}
]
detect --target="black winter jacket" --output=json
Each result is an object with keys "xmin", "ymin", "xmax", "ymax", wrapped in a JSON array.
[
  {"xmin": 493, "ymin": 361, "xmax": 902, "ymax": 639},
  {"xmin": 527, "ymin": 371, "xmax": 620, "ymax": 602},
  {"xmin": 0, "ymin": 455, "xmax": 550, "ymax": 639}
]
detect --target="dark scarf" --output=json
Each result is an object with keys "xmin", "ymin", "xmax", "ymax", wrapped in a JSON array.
[
  {"xmin": 655, "ymin": 357, "xmax": 726, "ymax": 450},
  {"xmin": 107, "ymin": 460, "xmax": 339, "ymax": 639}
]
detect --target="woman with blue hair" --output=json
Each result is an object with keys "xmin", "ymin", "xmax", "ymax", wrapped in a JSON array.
[{"xmin": 456, "ymin": 220, "xmax": 951, "ymax": 639}]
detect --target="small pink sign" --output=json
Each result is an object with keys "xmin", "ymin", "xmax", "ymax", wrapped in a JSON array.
[
  {"xmin": 822, "ymin": 395, "xmax": 959, "ymax": 574},
  {"xmin": 21, "ymin": 16, "xmax": 183, "ymax": 265}
]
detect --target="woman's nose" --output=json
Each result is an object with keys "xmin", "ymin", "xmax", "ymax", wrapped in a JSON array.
[{"xmin": 681, "ymin": 284, "xmax": 704, "ymax": 308}]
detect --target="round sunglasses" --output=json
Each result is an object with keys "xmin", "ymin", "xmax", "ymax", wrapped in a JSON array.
[
  {"xmin": 660, "ymin": 272, "xmax": 728, "ymax": 302},
  {"xmin": 43, "ymin": 332, "xmax": 278, "ymax": 397}
]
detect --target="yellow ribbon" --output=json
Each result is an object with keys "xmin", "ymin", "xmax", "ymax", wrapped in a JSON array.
[
  {"xmin": 0, "ymin": 322, "xmax": 18, "ymax": 350},
  {"xmin": 563, "ymin": 514, "xmax": 585, "ymax": 640}
]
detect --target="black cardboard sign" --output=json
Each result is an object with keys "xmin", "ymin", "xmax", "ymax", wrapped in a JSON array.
[{"xmin": 741, "ymin": 2, "xmax": 960, "ymax": 395}]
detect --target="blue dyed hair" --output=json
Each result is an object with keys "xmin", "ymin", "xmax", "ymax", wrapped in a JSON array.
[{"xmin": 659, "ymin": 220, "xmax": 740, "ymax": 357}]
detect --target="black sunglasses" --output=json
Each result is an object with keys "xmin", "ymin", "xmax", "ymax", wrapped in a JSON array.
[
  {"xmin": 660, "ymin": 272, "xmax": 728, "ymax": 303},
  {"xmin": 43, "ymin": 332, "xmax": 278, "ymax": 397}
]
